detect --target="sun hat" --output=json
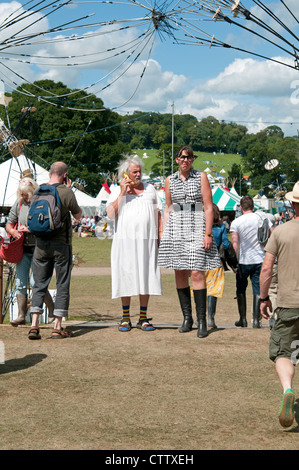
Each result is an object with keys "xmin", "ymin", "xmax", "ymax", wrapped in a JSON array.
[{"xmin": 285, "ymin": 181, "xmax": 299, "ymax": 203}]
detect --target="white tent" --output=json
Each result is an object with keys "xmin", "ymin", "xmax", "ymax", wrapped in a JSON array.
[
  {"xmin": 96, "ymin": 183, "xmax": 111, "ymax": 203},
  {"xmin": 0, "ymin": 155, "xmax": 101, "ymax": 215},
  {"xmin": 72, "ymin": 188, "xmax": 101, "ymax": 216},
  {"xmin": 0, "ymin": 155, "xmax": 49, "ymax": 207}
]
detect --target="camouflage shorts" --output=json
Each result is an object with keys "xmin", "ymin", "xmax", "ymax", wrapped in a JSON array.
[{"xmin": 269, "ymin": 308, "xmax": 299, "ymax": 364}]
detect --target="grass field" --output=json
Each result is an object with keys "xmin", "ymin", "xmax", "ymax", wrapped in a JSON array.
[
  {"xmin": 133, "ymin": 149, "xmax": 241, "ymax": 179},
  {"xmin": 1, "ymin": 236, "xmax": 299, "ymax": 450}
]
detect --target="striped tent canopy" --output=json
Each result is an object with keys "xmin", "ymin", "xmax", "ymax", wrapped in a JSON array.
[{"xmin": 212, "ymin": 186, "xmax": 260, "ymax": 211}]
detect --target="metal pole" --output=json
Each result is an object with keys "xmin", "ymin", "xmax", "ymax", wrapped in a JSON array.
[{"xmin": 171, "ymin": 102, "xmax": 174, "ymax": 174}]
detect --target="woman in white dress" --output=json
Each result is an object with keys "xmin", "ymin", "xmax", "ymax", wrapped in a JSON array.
[{"xmin": 106, "ymin": 155, "xmax": 162, "ymax": 332}]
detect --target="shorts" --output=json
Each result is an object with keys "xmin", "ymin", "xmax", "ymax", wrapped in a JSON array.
[{"xmin": 269, "ymin": 308, "xmax": 299, "ymax": 364}]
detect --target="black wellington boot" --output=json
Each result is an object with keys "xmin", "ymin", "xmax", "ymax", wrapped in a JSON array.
[
  {"xmin": 252, "ymin": 294, "xmax": 261, "ymax": 328},
  {"xmin": 207, "ymin": 296, "xmax": 217, "ymax": 328},
  {"xmin": 193, "ymin": 289, "xmax": 208, "ymax": 338},
  {"xmin": 177, "ymin": 287, "xmax": 193, "ymax": 333},
  {"xmin": 235, "ymin": 293, "xmax": 247, "ymax": 327}
]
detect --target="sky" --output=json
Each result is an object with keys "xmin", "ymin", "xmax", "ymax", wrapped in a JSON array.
[{"xmin": 0, "ymin": 0, "xmax": 299, "ymax": 137}]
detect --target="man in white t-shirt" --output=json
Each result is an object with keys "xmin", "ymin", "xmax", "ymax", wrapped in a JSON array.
[{"xmin": 230, "ymin": 195, "xmax": 272, "ymax": 328}]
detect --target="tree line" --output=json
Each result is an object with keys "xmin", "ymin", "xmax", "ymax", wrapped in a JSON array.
[{"xmin": 1, "ymin": 80, "xmax": 298, "ymax": 196}]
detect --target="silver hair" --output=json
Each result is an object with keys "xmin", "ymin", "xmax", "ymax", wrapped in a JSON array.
[
  {"xmin": 117, "ymin": 154, "xmax": 144, "ymax": 182},
  {"xmin": 17, "ymin": 177, "xmax": 39, "ymax": 204}
]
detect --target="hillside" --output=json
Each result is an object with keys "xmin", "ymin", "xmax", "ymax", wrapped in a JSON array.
[{"xmin": 133, "ymin": 149, "xmax": 242, "ymax": 179}]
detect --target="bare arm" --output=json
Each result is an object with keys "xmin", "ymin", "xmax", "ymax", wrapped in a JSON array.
[
  {"xmin": 106, "ymin": 177, "xmax": 132, "ymax": 220},
  {"xmin": 161, "ymin": 177, "xmax": 172, "ymax": 231},
  {"xmin": 6, "ymin": 223, "xmax": 22, "ymax": 240},
  {"xmin": 259, "ymin": 252, "xmax": 276, "ymax": 319},
  {"xmin": 201, "ymin": 172, "xmax": 213, "ymax": 250},
  {"xmin": 231, "ymin": 231, "xmax": 239, "ymax": 258}
]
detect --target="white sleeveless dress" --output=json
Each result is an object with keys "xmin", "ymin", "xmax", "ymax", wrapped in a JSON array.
[{"xmin": 107, "ymin": 183, "xmax": 162, "ymax": 299}]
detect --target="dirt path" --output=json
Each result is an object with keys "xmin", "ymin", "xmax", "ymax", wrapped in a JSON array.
[{"xmin": 71, "ymin": 266, "xmax": 173, "ymax": 276}]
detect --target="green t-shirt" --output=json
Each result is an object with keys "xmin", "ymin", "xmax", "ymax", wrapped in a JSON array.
[{"xmin": 52, "ymin": 184, "xmax": 81, "ymax": 245}]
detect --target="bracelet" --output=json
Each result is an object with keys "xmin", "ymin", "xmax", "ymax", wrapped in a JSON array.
[
  {"xmin": 260, "ymin": 295, "xmax": 270, "ymax": 302},
  {"xmin": 205, "ymin": 233, "xmax": 213, "ymax": 237}
]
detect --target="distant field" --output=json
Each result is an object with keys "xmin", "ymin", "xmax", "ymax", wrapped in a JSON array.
[{"xmin": 133, "ymin": 148, "xmax": 241, "ymax": 178}]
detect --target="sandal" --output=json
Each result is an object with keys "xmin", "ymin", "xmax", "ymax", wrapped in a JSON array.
[
  {"xmin": 118, "ymin": 320, "xmax": 132, "ymax": 332},
  {"xmin": 136, "ymin": 319, "xmax": 155, "ymax": 331},
  {"xmin": 51, "ymin": 328, "xmax": 73, "ymax": 339},
  {"xmin": 28, "ymin": 328, "xmax": 41, "ymax": 340}
]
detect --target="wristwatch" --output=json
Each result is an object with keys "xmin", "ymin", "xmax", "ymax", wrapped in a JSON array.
[
  {"xmin": 260, "ymin": 295, "xmax": 270, "ymax": 302},
  {"xmin": 205, "ymin": 233, "xmax": 213, "ymax": 237}
]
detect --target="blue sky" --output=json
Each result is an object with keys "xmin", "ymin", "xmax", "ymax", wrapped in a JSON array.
[{"xmin": 1, "ymin": 0, "xmax": 299, "ymax": 136}]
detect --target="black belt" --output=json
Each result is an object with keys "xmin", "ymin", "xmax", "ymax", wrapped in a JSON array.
[{"xmin": 173, "ymin": 203, "xmax": 203, "ymax": 212}]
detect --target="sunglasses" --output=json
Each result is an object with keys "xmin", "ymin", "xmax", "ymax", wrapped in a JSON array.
[{"xmin": 178, "ymin": 155, "xmax": 194, "ymax": 161}]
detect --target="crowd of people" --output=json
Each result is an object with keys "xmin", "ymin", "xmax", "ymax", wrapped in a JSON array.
[
  {"xmin": 105, "ymin": 149, "xmax": 299, "ymax": 430},
  {"xmin": 0, "ymin": 150, "xmax": 298, "ymax": 430}
]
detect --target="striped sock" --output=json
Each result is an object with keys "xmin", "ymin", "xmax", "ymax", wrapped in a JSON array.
[
  {"xmin": 139, "ymin": 306, "xmax": 148, "ymax": 322},
  {"xmin": 122, "ymin": 305, "xmax": 130, "ymax": 321}
]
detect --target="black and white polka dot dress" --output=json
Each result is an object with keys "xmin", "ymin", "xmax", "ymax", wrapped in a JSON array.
[{"xmin": 158, "ymin": 169, "xmax": 221, "ymax": 271}]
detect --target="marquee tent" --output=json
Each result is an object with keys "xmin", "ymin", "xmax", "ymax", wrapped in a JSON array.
[
  {"xmin": 212, "ymin": 186, "xmax": 260, "ymax": 211},
  {"xmin": 0, "ymin": 155, "xmax": 49, "ymax": 207},
  {"xmin": 0, "ymin": 155, "xmax": 101, "ymax": 215}
]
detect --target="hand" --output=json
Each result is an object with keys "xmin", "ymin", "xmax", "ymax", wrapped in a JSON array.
[
  {"xmin": 18, "ymin": 224, "xmax": 30, "ymax": 232},
  {"xmin": 260, "ymin": 299, "xmax": 272, "ymax": 319},
  {"xmin": 10, "ymin": 229, "xmax": 23, "ymax": 240},
  {"xmin": 203, "ymin": 234, "xmax": 213, "ymax": 250},
  {"xmin": 65, "ymin": 176, "xmax": 72, "ymax": 188},
  {"xmin": 120, "ymin": 177, "xmax": 131, "ymax": 195}
]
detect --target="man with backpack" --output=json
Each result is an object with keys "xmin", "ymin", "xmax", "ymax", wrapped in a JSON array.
[
  {"xmin": 230, "ymin": 195, "xmax": 273, "ymax": 328},
  {"xmin": 28, "ymin": 162, "xmax": 82, "ymax": 340}
]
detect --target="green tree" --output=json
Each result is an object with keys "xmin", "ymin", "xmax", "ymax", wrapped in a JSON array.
[
  {"xmin": 0, "ymin": 80, "xmax": 129, "ymax": 195},
  {"xmin": 150, "ymin": 144, "xmax": 178, "ymax": 177},
  {"xmin": 227, "ymin": 163, "xmax": 248, "ymax": 196}
]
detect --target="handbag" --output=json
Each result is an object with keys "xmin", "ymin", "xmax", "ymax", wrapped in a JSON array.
[
  {"xmin": 0, "ymin": 229, "xmax": 24, "ymax": 264},
  {"xmin": 0, "ymin": 205, "xmax": 24, "ymax": 264},
  {"xmin": 218, "ymin": 241, "xmax": 240, "ymax": 274}
]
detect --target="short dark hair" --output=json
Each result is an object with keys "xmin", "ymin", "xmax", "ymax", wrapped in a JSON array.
[
  {"xmin": 176, "ymin": 146, "xmax": 194, "ymax": 159},
  {"xmin": 240, "ymin": 195, "xmax": 254, "ymax": 211}
]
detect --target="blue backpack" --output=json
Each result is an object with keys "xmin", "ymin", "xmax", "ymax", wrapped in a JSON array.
[{"xmin": 27, "ymin": 184, "xmax": 62, "ymax": 237}]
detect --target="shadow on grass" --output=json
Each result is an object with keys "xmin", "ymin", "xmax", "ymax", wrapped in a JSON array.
[{"xmin": 0, "ymin": 354, "xmax": 47, "ymax": 374}]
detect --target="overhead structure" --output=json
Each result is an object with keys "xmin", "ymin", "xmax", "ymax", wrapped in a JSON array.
[
  {"xmin": 0, "ymin": 1, "xmax": 297, "ymax": 111},
  {"xmin": 0, "ymin": 119, "xmax": 30, "ymax": 158}
]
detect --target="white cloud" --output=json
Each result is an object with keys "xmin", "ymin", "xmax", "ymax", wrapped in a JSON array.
[
  {"xmin": 1, "ymin": 1, "xmax": 299, "ymax": 138},
  {"xmin": 100, "ymin": 59, "xmax": 188, "ymax": 111}
]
